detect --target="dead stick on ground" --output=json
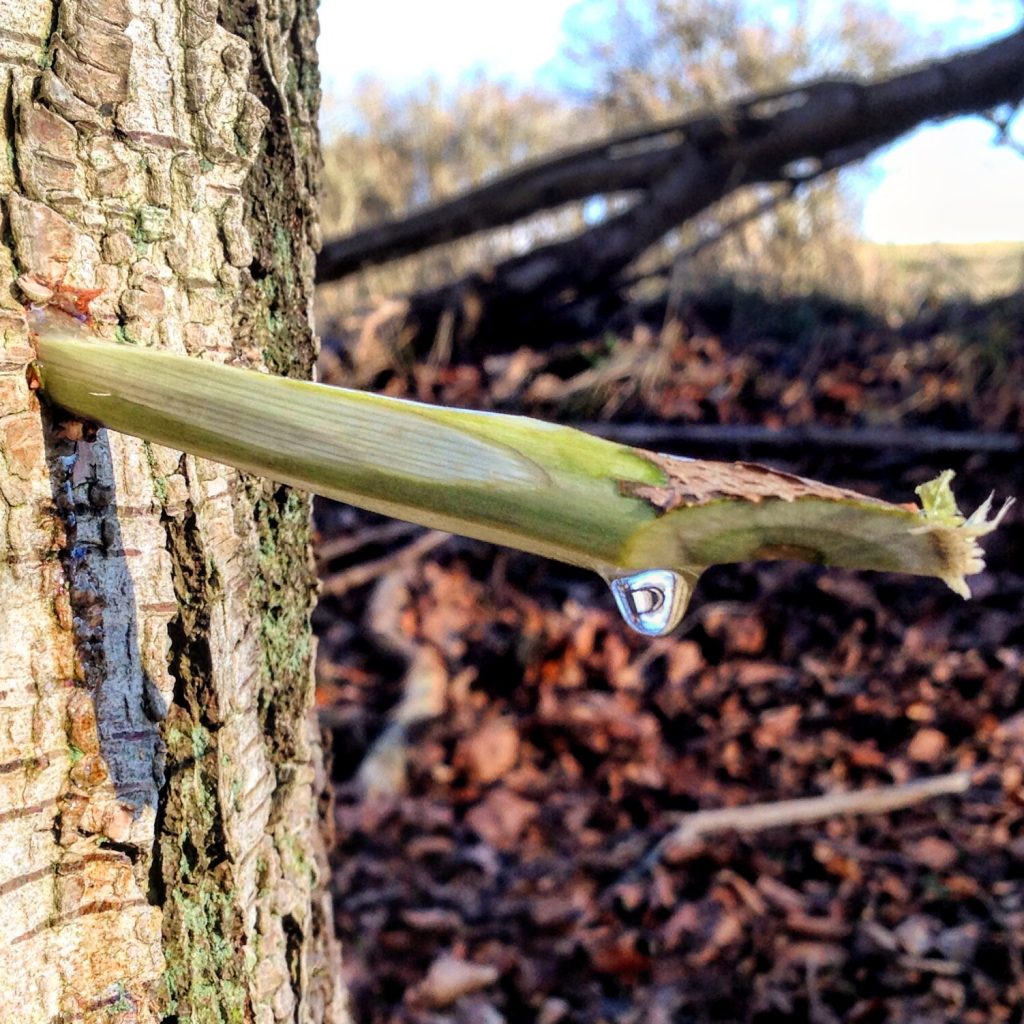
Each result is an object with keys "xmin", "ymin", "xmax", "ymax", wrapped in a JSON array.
[
  {"xmin": 646, "ymin": 770, "xmax": 973, "ymax": 870},
  {"xmin": 316, "ymin": 520, "xmax": 422, "ymax": 565},
  {"xmin": 576, "ymin": 422, "xmax": 1021, "ymax": 455},
  {"xmin": 320, "ymin": 530, "xmax": 450, "ymax": 597}
]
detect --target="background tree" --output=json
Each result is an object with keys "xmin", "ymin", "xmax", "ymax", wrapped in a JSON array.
[
  {"xmin": 315, "ymin": 3, "xmax": 1023, "ymax": 353},
  {"xmin": 0, "ymin": 1, "xmax": 347, "ymax": 1022},
  {"xmin": 320, "ymin": 75, "xmax": 581, "ymax": 304},
  {"xmin": 563, "ymin": 0, "xmax": 911, "ymax": 294}
]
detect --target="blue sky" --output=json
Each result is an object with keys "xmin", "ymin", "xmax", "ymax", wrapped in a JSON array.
[{"xmin": 317, "ymin": 0, "xmax": 1024, "ymax": 244}]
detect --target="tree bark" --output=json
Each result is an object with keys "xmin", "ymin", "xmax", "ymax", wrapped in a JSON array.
[{"xmin": 0, "ymin": 2, "xmax": 348, "ymax": 1022}]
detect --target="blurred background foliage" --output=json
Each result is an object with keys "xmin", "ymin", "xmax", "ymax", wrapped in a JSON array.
[{"xmin": 316, "ymin": 0, "xmax": 1022, "ymax": 336}]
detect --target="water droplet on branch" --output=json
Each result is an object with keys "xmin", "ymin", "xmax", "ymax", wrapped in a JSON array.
[{"xmin": 607, "ymin": 569, "xmax": 690, "ymax": 637}]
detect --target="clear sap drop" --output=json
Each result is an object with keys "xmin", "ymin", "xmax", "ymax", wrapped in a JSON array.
[{"xmin": 608, "ymin": 569, "xmax": 690, "ymax": 637}]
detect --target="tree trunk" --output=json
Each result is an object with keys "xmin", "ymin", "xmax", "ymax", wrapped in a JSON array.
[{"xmin": 0, "ymin": 2, "xmax": 348, "ymax": 1022}]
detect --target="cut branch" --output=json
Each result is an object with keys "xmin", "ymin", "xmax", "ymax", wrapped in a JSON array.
[{"xmin": 32, "ymin": 306, "xmax": 1013, "ymax": 634}]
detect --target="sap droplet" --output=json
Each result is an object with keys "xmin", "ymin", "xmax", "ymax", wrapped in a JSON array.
[{"xmin": 608, "ymin": 569, "xmax": 690, "ymax": 637}]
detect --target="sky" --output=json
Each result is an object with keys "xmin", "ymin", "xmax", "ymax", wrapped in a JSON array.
[{"xmin": 317, "ymin": 0, "xmax": 1024, "ymax": 244}]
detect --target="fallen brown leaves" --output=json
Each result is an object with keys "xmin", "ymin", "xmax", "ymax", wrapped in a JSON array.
[{"xmin": 315, "ymin": 294, "xmax": 1023, "ymax": 1023}]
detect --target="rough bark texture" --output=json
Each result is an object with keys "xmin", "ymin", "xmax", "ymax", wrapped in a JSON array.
[{"xmin": 0, "ymin": 1, "xmax": 347, "ymax": 1022}]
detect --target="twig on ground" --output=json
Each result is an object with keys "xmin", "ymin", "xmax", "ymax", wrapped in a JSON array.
[
  {"xmin": 353, "ymin": 562, "xmax": 450, "ymax": 798},
  {"xmin": 316, "ymin": 520, "xmax": 422, "ymax": 565},
  {"xmin": 575, "ymin": 422, "xmax": 1022, "ymax": 455},
  {"xmin": 320, "ymin": 530, "xmax": 451, "ymax": 597},
  {"xmin": 646, "ymin": 770, "xmax": 972, "ymax": 869}
]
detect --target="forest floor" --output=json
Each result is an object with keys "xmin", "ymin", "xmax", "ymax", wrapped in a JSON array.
[{"xmin": 312, "ymin": 284, "xmax": 1024, "ymax": 1024}]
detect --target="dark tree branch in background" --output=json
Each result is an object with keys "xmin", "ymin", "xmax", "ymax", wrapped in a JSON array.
[
  {"xmin": 318, "ymin": 25, "xmax": 1024, "ymax": 349},
  {"xmin": 316, "ymin": 119, "xmax": 688, "ymax": 280},
  {"xmin": 576, "ymin": 422, "xmax": 1023, "ymax": 456},
  {"xmin": 984, "ymin": 100, "xmax": 1024, "ymax": 155},
  {"xmin": 315, "ymin": 82, "xmax": 870, "ymax": 281}
]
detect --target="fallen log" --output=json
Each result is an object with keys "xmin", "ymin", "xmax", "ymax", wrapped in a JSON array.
[{"xmin": 318, "ymin": 26, "xmax": 1024, "ymax": 351}]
